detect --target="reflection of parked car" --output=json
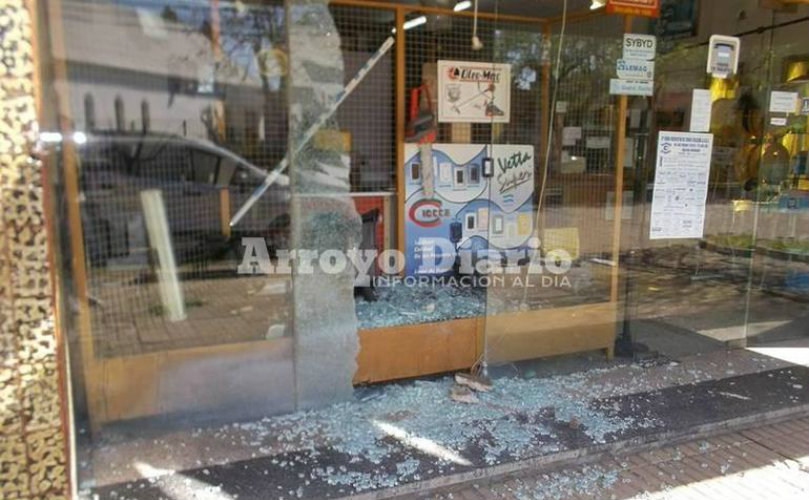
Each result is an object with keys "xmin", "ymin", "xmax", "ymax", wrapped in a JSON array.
[{"xmin": 73, "ymin": 131, "xmax": 291, "ymax": 268}]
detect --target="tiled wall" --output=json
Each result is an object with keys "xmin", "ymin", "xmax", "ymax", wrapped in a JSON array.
[{"xmin": 0, "ymin": 0, "xmax": 69, "ymax": 498}]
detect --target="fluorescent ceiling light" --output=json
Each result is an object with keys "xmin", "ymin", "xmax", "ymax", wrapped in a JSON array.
[
  {"xmin": 454, "ymin": 0, "xmax": 472, "ymax": 11},
  {"xmin": 39, "ymin": 131, "xmax": 63, "ymax": 143},
  {"xmin": 73, "ymin": 131, "xmax": 88, "ymax": 145},
  {"xmin": 591, "ymin": 0, "xmax": 606, "ymax": 10},
  {"xmin": 403, "ymin": 15, "xmax": 427, "ymax": 30},
  {"xmin": 39, "ymin": 131, "xmax": 88, "ymax": 144},
  {"xmin": 392, "ymin": 15, "xmax": 427, "ymax": 33}
]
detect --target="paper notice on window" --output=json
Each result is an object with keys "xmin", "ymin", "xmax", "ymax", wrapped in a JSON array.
[
  {"xmin": 769, "ymin": 91, "xmax": 798, "ymax": 114},
  {"xmin": 586, "ymin": 136, "xmax": 611, "ymax": 149},
  {"xmin": 562, "ymin": 126, "xmax": 582, "ymax": 146},
  {"xmin": 689, "ymin": 89, "xmax": 712, "ymax": 132},
  {"xmin": 650, "ymin": 131, "xmax": 714, "ymax": 240},
  {"xmin": 629, "ymin": 109, "xmax": 642, "ymax": 129}
]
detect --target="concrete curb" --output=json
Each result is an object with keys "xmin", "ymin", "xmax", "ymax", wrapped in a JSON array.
[{"xmin": 341, "ymin": 403, "xmax": 809, "ymax": 500}]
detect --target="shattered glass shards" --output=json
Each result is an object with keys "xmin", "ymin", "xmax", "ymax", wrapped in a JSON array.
[
  {"xmin": 224, "ymin": 368, "xmax": 661, "ymax": 493},
  {"xmin": 355, "ymin": 282, "xmax": 486, "ymax": 329},
  {"xmin": 481, "ymin": 465, "xmax": 620, "ymax": 500},
  {"xmin": 354, "ymin": 262, "xmax": 610, "ymax": 330}
]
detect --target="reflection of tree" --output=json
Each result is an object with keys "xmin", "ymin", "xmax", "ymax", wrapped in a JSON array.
[
  {"xmin": 160, "ymin": 1, "xmax": 287, "ymax": 161},
  {"xmin": 552, "ymin": 35, "xmax": 623, "ymax": 119},
  {"xmin": 216, "ymin": 2, "xmax": 287, "ymax": 164}
]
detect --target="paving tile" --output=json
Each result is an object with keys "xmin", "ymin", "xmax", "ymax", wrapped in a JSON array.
[{"xmin": 408, "ymin": 418, "xmax": 809, "ymax": 500}]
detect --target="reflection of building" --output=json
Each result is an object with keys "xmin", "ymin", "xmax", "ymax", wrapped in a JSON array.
[
  {"xmin": 53, "ymin": 1, "xmax": 397, "ymax": 191},
  {"xmin": 54, "ymin": 1, "xmax": 275, "ymax": 141}
]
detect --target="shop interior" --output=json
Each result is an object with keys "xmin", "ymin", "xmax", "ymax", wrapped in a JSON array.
[{"xmin": 33, "ymin": 0, "xmax": 809, "ymax": 493}]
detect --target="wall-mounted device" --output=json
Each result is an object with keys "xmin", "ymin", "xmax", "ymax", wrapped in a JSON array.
[
  {"xmin": 450, "ymin": 221, "xmax": 463, "ymax": 244},
  {"xmin": 477, "ymin": 207, "xmax": 489, "ymax": 229},
  {"xmin": 492, "ymin": 214, "xmax": 504, "ymax": 234},
  {"xmin": 707, "ymin": 35, "xmax": 740, "ymax": 79},
  {"xmin": 469, "ymin": 164, "xmax": 481, "ymax": 184},
  {"xmin": 453, "ymin": 166, "xmax": 465, "ymax": 189},
  {"xmin": 410, "ymin": 162, "xmax": 421, "ymax": 181},
  {"xmin": 439, "ymin": 162, "xmax": 452, "ymax": 184},
  {"xmin": 482, "ymin": 157, "xmax": 493, "ymax": 177},
  {"xmin": 465, "ymin": 213, "xmax": 476, "ymax": 231}
]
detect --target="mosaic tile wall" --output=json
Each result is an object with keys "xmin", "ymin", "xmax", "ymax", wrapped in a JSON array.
[{"xmin": 1, "ymin": 0, "xmax": 70, "ymax": 499}]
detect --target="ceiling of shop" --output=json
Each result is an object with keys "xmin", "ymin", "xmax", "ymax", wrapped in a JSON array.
[
  {"xmin": 402, "ymin": 0, "xmax": 595, "ymax": 19},
  {"xmin": 329, "ymin": 0, "xmax": 600, "ymax": 28}
]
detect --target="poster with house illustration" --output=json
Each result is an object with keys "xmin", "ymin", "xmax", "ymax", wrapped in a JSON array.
[{"xmin": 404, "ymin": 144, "xmax": 535, "ymax": 275}]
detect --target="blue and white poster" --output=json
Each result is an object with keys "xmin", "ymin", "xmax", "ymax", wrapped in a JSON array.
[{"xmin": 403, "ymin": 144, "xmax": 535, "ymax": 275}]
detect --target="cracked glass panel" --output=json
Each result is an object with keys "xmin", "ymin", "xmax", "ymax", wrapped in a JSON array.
[{"xmin": 286, "ymin": 0, "xmax": 361, "ymax": 408}]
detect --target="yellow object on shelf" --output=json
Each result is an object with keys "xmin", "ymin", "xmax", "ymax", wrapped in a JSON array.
[{"xmin": 732, "ymin": 199, "xmax": 754, "ymax": 212}]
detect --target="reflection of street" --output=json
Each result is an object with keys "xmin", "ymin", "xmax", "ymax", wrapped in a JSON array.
[
  {"xmin": 626, "ymin": 246, "xmax": 809, "ymax": 351},
  {"xmin": 538, "ymin": 198, "xmax": 808, "ymax": 349}
]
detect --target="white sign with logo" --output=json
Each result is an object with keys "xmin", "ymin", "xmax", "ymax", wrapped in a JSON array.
[
  {"xmin": 623, "ymin": 34, "xmax": 657, "ymax": 60},
  {"xmin": 438, "ymin": 60, "xmax": 511, "ymax": 123},
  {"xmin": 610, "ymin": 79, "xmax": 654, "ymax": 96},
  {"xmin": 650, "ymin": 131, "xmax": 714, "ymax": 240},
  {"xmin": 616, "ymin": 58, "xmax": 655, "ymax": 80}
]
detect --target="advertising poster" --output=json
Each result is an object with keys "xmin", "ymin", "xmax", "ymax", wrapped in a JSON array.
[
  {"xmin": 650, "ymin": 131, "xmax": 714, "ymax": 240},
  {"xmin": 403, "ymin": 144, "xmax": 535, "ymax": 275},
  {"xmin": 437, "ymin": 60, "xmax": 511, "ymax": 123}
]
